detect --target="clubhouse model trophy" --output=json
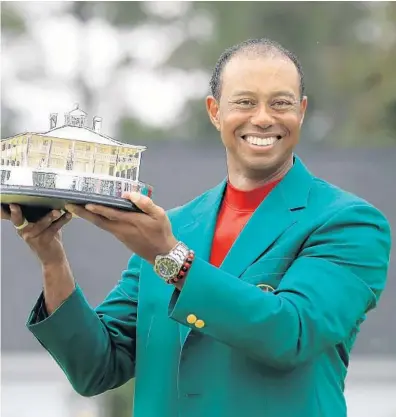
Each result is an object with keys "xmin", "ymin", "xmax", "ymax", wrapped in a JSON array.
[{"xmin": 0, "ymin": 104, "xmax": 153, "ymax": 222}]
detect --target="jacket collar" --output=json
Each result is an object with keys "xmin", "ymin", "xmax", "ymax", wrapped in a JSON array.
[{"xmin": 176, "ymin": 154, "xmax": 314, "ymax": 277}]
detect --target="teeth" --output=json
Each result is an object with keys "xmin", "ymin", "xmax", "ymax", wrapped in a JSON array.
[{"xmin": 244, "ymin": 136, "xmax": 278, "ymax": 146}]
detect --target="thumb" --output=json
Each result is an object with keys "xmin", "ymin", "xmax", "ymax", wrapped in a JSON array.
[{"xmin": 123, "ymin": 192, "xmax": 161, "ymax": 218}]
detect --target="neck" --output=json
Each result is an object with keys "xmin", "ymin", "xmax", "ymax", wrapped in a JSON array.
[{"xmin": 227, "ymin": 155, "xmax": 293, "ymax": 191}]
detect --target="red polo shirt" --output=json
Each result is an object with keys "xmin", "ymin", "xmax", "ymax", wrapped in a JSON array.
[{"xmin": 209, "ymin": 179, "xmax": 281, "ymax": 268}]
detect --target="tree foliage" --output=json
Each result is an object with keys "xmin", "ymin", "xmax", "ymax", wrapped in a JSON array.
[
  {"xmin": 2, "ymin": 2, "xmax": 395, "ymax": 145},
  {"xmin": 163, "ymin": 1, "xmax": 396, "ymax": 147}
]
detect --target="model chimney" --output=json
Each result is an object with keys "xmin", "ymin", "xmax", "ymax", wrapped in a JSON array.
[
  {"xmin": 50, "ymin": 113, "xmax": 58, "ymax": 130},
  {"xmin": 93, "ymin": 116, "xmax": 102, "ymax": 133}
]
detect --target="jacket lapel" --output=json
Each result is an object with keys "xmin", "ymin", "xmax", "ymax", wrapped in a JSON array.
[
  {"xmin": 220, "ymin": 155, "xmax": 313, "ymax": 276},
  {"xmin": 218, "ymin": 186, "xmax": 295, "ymax": 277},
  {"xmin": 175, "ymin": 179, "xmax": 227, "ymax": 262}
]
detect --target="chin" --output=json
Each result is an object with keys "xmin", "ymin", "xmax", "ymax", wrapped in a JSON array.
[{"xmin": 243, "ymin": 153, "xmax": 291, "ymax": 175}]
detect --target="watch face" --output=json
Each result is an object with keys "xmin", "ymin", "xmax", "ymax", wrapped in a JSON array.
[{"xmin": 156, "ymin": 257, "xmax": 179, "ymax": 279}]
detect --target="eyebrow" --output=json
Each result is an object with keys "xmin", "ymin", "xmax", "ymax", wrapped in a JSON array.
[
  {"xmin": 232, "ymin": 90, "xmax": 297, "ymax": 100},
  {"xmin": 271, "ymin": 90, "xmax": 298, "ymax": 100}
]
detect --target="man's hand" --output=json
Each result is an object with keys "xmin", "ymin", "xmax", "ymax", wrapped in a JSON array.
[
  {"xmin": 1, "ymin": 204, "xmax": 72, "ymax": 266},
  {"xmin": 65, "ymin": 192, "xmax": 178, "ymax": 264}
]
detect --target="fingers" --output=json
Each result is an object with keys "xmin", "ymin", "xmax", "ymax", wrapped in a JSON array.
[
  {"xmin": 122, "ymin": 192, "xmax": 165, "ymax": 219},
  {"xmin": 1, "ymin": 205, "xmax": 11, "ymax": 220},
  {"xmin": 9, "ymin": 204, "xmax": 25, "ymax": 227},
  {"xmin": 84, "ymin": 204, "xmax": 134, "ymax": 222},
  {"xmin": 46, "ymin": 211, "xmax": 73, "ymax": 235},
  {"xmin": 65, "ymin": 204, "xmax": 111, "ymax": 230},
  {"xmin": 22, "ymin": 210, "xmax": 69, "ymax": 239},
  {"xmin": 8, "ymin": 205, "xmax": 72, "ymax": 239},
  {"xmin": 84, "ymin": 193, "xmax": 166, "ymax": 222}
]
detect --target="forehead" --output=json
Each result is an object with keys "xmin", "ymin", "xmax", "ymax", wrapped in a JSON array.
[{"xmin": 221, "ymin": 54, "xmax": 300, "ymax": 96}]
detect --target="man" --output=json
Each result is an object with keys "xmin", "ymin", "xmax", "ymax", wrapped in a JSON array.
[{"xmin": 2, "ymin": 38, "xmax": 391, "ymax": 417}]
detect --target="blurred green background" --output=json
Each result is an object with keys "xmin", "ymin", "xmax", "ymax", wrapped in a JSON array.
[{"xmin": 2, "ymin": 1, "xmax": 396, "ymax": 149}]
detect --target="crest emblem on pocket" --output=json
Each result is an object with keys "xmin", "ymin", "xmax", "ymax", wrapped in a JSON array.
[{"xmin": 256, "ymin": 284, "xmax": 275, "ymax": 292}]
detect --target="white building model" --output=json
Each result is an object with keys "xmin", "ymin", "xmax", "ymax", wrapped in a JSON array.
[{"xmin": 1, "ymin": 104, "xmax": 146, "ymax": 181}]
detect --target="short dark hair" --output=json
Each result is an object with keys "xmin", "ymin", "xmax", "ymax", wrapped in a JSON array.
[{"xmin": 209, "ymin": 38, "xmax": 305, "ymax": 101}]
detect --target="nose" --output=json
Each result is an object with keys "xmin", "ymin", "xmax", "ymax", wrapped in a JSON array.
[{"xmin": 250, "ymin": 103, "xmax": 275, "ymax": 128}]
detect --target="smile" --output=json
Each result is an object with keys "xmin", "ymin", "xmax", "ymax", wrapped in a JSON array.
[{"xmin": 241, "ymin": 135, "xmax": 282, "ymax": 147}]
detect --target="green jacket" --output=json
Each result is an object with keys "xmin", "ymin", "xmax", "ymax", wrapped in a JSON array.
[{"xmin": 27, "ymin": 156, "xmax": 391, "ymax": 417}]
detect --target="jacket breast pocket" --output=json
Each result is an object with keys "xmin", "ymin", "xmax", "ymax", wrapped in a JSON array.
[{"xmin": 241, "ymin": 257, "xmax": 294, "ymax": 292}]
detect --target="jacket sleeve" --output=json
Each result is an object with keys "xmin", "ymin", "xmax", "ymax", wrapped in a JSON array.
[
  {"xmin": 26, "ymin": 254, "xmax": 141, "ymax": 397},
  {"xmin": 168, "ymin": 204, "xmax": 392, "ymax": 369}
]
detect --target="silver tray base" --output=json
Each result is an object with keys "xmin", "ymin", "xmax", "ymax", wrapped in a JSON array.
[
  {"xmin": 1, "ymin": 167, "xmax": 151, "ymax": 221},
  {"xmin": 1, "ymin": 185, "xmax": 144, "ymax": 222}
]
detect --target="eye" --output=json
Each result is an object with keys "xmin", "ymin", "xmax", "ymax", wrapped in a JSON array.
[
  {"xmin": 235, "ymin": 99, "xmax": 255, "ymax": 107},
  {"xmin": 272, "ymin": 100, "xmax": 294, "ymax": 108}
]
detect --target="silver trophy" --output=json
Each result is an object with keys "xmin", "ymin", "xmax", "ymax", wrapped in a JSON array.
[{"xmin": 0, "ymin": 104, "xmax": 153, "ymax": 222}]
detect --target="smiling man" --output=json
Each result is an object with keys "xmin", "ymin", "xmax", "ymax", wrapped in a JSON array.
[
  {"xmin": 208, "ymin": 40, "xmax": 306, "ymax": 190},
  {"xmin": 2, "ymin": 38, "xmax": 391, "ymax": 417}
]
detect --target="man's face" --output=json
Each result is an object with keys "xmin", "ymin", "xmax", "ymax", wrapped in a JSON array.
[{"xmin": 206, "ymin": 54, "xmax": 307, "ymax": 177}]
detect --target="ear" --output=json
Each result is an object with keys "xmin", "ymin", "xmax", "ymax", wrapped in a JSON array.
[
  {"xmin": 299, "ymin": 96, "xmax": 308, "ymax": 126},
  {"xmin": 205, "ymin": 95, "xmax": 221, "ymax": 131}
]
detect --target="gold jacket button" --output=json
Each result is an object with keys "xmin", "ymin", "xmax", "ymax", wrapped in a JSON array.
[
  {"xmin": 195, "ymin": 319, "xmax": 205, "ymax": 329},
  {"xmin": 187, "ymin": 314, "xmax": 197, "ymax": 324}
]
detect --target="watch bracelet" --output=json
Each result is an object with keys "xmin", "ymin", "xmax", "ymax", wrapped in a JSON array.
[
  {"xmin": 166, "ymin": 249, "xmax": 195, "ymax": 284},
  {"xmin": 172, "ymin": 242, "xmax": 190, "ymax": 264}
]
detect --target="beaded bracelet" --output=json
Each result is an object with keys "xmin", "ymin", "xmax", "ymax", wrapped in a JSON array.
[{"xmin": 167, "ymin": 250, "xmax": 195, "ymax": 284}]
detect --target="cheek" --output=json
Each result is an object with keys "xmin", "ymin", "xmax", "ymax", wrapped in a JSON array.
[
  {"xmin": 221, "ymin": 110, "xmax": 247, "ymax": 135},
  {"xmin": 280, "ymin": 113, "xmax": 302, "ymax": 133}
]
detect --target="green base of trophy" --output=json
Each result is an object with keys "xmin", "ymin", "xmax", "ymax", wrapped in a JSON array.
[{"xmin": 1, "ymin": 185, "xmax": 143, "ymax": 222}]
